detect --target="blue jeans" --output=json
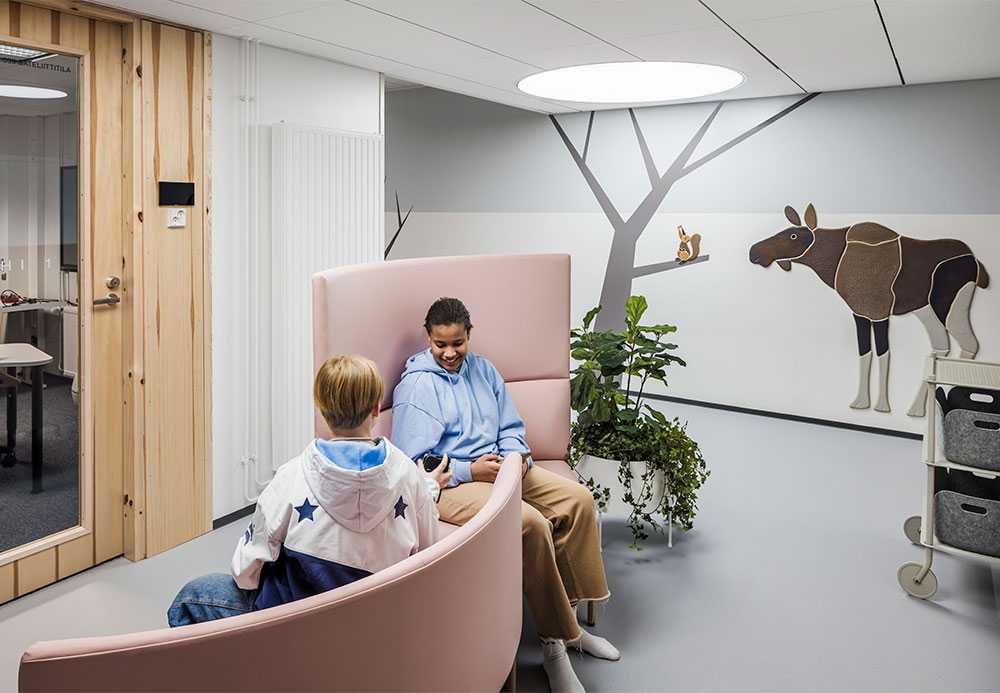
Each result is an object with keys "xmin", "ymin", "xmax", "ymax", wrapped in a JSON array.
[{"xmin": 167, "ymin": 573, "xmax": 258, "ymax": 627}]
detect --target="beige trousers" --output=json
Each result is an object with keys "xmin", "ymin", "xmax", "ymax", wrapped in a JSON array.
[{"xmin": 437, "ymin": 465, "xmax": 610, "ymax": 640}]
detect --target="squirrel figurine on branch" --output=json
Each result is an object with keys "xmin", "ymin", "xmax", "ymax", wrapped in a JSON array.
[{"xmin": 676, "ymin": 225, "xmax": 701, "ymax": 262}]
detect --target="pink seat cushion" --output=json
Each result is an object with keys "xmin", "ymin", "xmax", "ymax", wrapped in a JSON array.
[{"xmin": 436, "ymin": 520, "xmax": 460, "ymax": 539}]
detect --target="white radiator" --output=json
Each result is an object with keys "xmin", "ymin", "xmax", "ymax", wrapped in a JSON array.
[{"xmin": 270, "ymin": 124, "xmax": 384, "ymax": 467}]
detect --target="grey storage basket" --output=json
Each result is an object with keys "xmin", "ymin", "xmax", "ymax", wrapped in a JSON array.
[
  {"xmin": 935, "ymin": 490, "xmax": 1000, "ymax": 558},
  {"xmin": 942, "ymin": 409, "xmax": 1000, "ymax": 472}
]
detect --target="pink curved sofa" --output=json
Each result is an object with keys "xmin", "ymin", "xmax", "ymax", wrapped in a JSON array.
[
  {"xmin": 311, "ymin": 253, "xmax": 575, "ymax": 484},
  {"xmin": 19, "ymin": 454, "xmax": 524, "ymax": 693}
]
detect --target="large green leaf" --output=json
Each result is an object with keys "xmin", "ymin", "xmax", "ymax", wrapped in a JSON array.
[
  {"xmin": 624, "ymin": 295, "xmax": 648, "ymax": 330},
  {"xmin": 581, "ymin": 305, "xmax": 602, "ymax": 331}
]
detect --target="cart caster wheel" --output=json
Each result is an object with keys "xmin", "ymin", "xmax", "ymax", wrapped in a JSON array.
[
  {"xmin": 903, "ymin": 515, "xmax": 921, "ymax": 545},
  {"xmin": 897, "ymin": 562, "xmax": 938, "ymax": 599}
]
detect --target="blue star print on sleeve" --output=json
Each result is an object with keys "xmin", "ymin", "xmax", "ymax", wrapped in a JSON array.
[
  {"xmin": 294, "ymin": 498, "xmax": 318, "ymax": 522},
  {"xmin": 394, "ymin": 496, "xmax": 407, "ymax": 519}
]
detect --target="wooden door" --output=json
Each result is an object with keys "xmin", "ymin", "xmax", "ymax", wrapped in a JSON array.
[{"xmin": 0, "ymin": 0, "xmax": 125, "ymax": 601}]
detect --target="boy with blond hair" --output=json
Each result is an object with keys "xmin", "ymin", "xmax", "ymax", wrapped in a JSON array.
[{"xmin": 168, "ymin": 355, "xmax": 450, "ymax": 626}]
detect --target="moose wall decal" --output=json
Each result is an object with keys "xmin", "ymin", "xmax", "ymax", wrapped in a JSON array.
[{"xmin": 749, "ymin": 204, "xmax": 989, "ymax": 416}]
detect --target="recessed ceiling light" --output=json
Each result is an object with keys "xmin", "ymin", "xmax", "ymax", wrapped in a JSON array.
[
  {"xmin": 0, "ymin": 85, "xmax": 68, "ymax": 99},
  {"xmin": 517, "ymin": 61, "xmax": 744, "ymax": 104},
  {"xmin": 0, "ymin": 45, "xmax": 46, "ymax": 60}
]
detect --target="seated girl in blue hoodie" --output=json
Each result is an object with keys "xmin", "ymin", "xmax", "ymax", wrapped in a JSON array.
[
  {"xmin": 167, "ymin": 355, "xmax": 451, "ymax": 626},
  {"xmin": 392, "ymin": 298, "xmax": 619, "ymax": 693}
]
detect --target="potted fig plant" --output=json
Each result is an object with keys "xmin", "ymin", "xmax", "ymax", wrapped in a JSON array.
[{"xmin": 569, "ymin": 295, "xmax": 709, "ymax": 549}]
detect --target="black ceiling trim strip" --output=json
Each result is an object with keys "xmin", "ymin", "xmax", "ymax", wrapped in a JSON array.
[
  {"xmin": 519, "ymin": 0, "xmax": 643, "ymax": 61},
  {"xmin": 698, "ymin": 0, "xmax": 808, "ymax": 94},
  {"xmin": 873, "ymin": 0, "xmax": 906, "ymax": 85}
]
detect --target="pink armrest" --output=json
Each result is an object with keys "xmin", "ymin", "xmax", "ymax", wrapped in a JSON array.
[{"xmin": 19, "ymin": 456, "xmax": 525, "ymax": 693}]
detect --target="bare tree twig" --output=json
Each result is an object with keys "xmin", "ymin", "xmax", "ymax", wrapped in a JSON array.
[
  {"xmin": 629, "ymin": 108, "xmax": 658, "ymax": 187},
  {"xmin": 680, "ymin": 92, "xmax": 819, "ymax": 178},
  {"xmin": 582, "ymin": 111, "xmax": 595, "ymax": 163},
  {"xmin": 550, "ymin": 114, "xmax": 626, "ymax": 229},
  {"xmin": 384, "ymin": 193, "xmax": 413, "ymax": 260}
]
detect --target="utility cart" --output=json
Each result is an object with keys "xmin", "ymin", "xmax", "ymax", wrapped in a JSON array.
[{"xmin": 899, "ymin": 355, "xmax": 1000, "ymax": 599}]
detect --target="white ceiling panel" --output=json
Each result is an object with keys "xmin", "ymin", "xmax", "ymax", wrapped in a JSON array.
[
  {"xmin": 704, "ymin": 0, "xmax": 869, "ymax": 21},
  {"xmin": 244, "ymin": 23, "xmax": 581, "ymax": 113},
  {"xmin": 880, "ymin": 0, "xmax": 1000, "ymax": 85},
  {"xmin": 717, "ymin": 3, "xmax": 901, "ymax": 91},
  {"xmin": 94, "ymin": 0, "xmax": 259, "ymax": 35},
  {"xmin": 263, "ymin": 3, "xmax": 542, "ymax": 92},
  {"xmin": 345, "ymin": 0, "xmax": 631, "ymax": 68},
  {"xmin": 622, "ymin": 26, "xmax": 802, "ymax": 97},
  {"xmin": 525, "ymin": 0, "xmax": 720, "ymax": 43},
  {"xmin": 94, "ymin": 0, "xmax": 1000, "ymax": 115},
  {"xmin": 172, "ymin": 0, "xmax": 337, "ymax": 22}
]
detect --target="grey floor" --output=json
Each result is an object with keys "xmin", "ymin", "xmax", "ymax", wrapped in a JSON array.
[{"xmin": 2, "ymin": 402, "xmax": 999, "ymax": 692}]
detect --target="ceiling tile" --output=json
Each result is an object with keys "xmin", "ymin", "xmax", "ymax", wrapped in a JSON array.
[
  {"xmin": 92, "ymin": 0, "xmax": 257, "ymax": 34},
  {"xmin": 172, "ymin": 0, "xmax": 337, "ymax": 22},
  {"xmin": 879, "ymin": 0, "xmax": 1000, "ymax": 85},
  {"xmin": 704, "ymin": 0, "xmax": 869, "ymax": 21},
  {"xmin": 346, "ymin": 0, "xmax": 631, "ymax": 68},
  {"xmin": 525, "ymin": 0, "xmax": 719, "ymax": 42},
  {"xmin": 245, "ymin": 24, "xmax": 579, "ymax": 113},
  {"xmin": 720, "ymin": 3, "xmax": 901, "ymax": 91},
  {"xmin": 263, "ymin": 3, "xmax": 540, "ymax": 86}
]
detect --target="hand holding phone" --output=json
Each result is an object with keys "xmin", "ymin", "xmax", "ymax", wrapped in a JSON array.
[{"xmin": 422, "ymin": 454, "xmax": 450, "ymax": 473}]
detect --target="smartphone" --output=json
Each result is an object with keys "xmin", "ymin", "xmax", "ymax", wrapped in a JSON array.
[{"xmin": 422, "ymin": 454, "xmax": 450, "ymax": 472}]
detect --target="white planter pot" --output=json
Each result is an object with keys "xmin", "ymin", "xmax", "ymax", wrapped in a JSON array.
[{"xmin": 575, "ymin": 455, "xmax": 668, "ymax": 518}]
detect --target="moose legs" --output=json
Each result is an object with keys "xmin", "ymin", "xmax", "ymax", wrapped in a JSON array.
[
  {"xmin": 851, "ymin": 315, "xmax": 891, "ymax": 412},
  {"xmin": 907, "ymin": 305, "xmax": 951, "ymax": 417}
]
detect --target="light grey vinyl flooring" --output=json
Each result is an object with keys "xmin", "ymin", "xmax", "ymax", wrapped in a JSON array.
[{"xmin": 2, "ymin": 402, "xmax": 999, "ymax": 692}]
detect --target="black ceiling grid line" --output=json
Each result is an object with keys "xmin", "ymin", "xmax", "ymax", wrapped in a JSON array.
[
  {"xmin": 697, "ymin": 0, "xmax": 808, "ymax": 94},
  {"xmin": 519, "ymin": 0, "xmax": 644, "ymax": 61},
  {"xmin": 873, "ymin": 0, "xmax": 906, "ymax": 85}
]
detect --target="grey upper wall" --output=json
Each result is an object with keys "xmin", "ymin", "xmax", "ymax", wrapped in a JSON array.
[{"xmin": 386, "ymin": 78, "xmax": 1000, "ymax": 215}]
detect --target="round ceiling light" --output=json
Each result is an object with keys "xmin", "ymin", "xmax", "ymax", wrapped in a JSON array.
[
  {"xmin": 0, "ymin": 85, "xmax": 68, "ymax": 99},
  {"xmin": 517, "ymin": 61, "xmax": 744, "ymax": 104}
]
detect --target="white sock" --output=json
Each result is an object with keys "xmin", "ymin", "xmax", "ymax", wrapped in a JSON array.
[
  {"xmin": 541, "ymin": 639, "xmax": 585, "ymax": 693},
  {"xmin": 566, "ymin": 628, "xmax": 620, "ymax": 661}
]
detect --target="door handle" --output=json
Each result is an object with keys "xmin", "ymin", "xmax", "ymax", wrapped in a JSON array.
[{"xmin": 94, "ymin": 293, "xmax": 120, "ymax": 306}]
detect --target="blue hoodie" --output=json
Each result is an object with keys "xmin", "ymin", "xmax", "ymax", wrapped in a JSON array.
[{"xmin": 391, "ymin": 349, "xmax": 531, "ymax": 486}]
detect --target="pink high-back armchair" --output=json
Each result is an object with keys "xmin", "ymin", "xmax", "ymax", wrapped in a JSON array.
[{"xmin": 311, "ymin": 253, "xmax": 574, "ymax": 479}]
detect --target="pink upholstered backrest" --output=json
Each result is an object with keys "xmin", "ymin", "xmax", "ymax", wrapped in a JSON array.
[
  {"xmin": 312, "ymin": 254, "xmax": 571, "ymax": 460},
  {"xmin": 19, "ymin": 456, "xmax": 525, "ymax": 693}
]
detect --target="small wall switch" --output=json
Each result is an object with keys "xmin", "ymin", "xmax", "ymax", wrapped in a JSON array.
[{"xmin": 167, "ymin": 208, "xmax": 187, "ymax": 229}]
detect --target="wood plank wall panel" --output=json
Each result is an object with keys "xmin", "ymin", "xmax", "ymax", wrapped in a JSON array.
[
  {"xmin": 122, "ymin": 18, "xmax": 146, "ymax": 562},
  {"xmin": 140, "ymin": 20, "xmax": 209, "ymax": 556},
  {"xmin": 0, "ymin": 2, "xmax": 9, "ymax": 33}
]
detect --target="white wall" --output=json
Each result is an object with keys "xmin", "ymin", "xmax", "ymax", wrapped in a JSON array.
[
  {"xmin": 386, "ymin": 80, "xmax": 1000, "ymax": 437},
  {"xmin": 212, "ymin": 35, "xmax": 383, "ymax": 519}
]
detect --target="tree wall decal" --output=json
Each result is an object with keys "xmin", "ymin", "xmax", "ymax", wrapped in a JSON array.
[{"xmin": 550, "ymin": 92, "xmax": 820, "ymax": 330}]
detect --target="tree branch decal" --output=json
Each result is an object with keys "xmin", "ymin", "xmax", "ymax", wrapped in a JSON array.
[
  {"xmin": 551, "ymin": 92, "xmax": 820, "ymax": 330},
  {"xmin": 384, "ymin": 191, "xmax": 413, "ymax": 260}
]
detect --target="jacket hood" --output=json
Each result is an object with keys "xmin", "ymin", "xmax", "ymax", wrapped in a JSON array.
[
  {"xmin": 300, "ymin": 439, "xmax": 410, "ymax": 533},
  {"xmin": 402, "ymin": 348, "xmax": 468, "ymax": 380}
]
